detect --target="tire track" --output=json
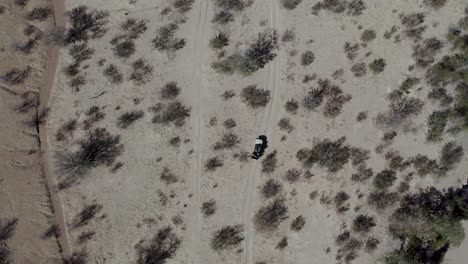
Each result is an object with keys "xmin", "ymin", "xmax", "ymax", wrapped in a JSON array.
[{"xmin": 242, "ymin": 1, "xmax": 282, "ymax": 263}]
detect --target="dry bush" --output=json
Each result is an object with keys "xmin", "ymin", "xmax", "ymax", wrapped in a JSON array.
[
  {"xmin": 428, "ymin": 87, "xmax": 453, "ymax": 106},
  {"xmin": 423, "ymin": 0, "xmax": 447, "ymax": 9},
  {"xmin": 262, "ymin": 150, "xmax": 278, "ymax": 174},
  {"xmin": 160, "ymin": 167, "xmax": 178, "ymax": 184},
  {"xmin": 174, "ymin": 0, "xmax": 195, "ymax": 13},
  {"xmin": 0, "ymin": 218, "xmax": 18, "ymax": 242},
  {"xmin": 130, "ymin": 58, "xmax": 153, "ymax": 85},
  {"xmin": 399, "ymin": 77, "xmax": 420, "ymax": 93},
  {"xmin": 347, "ymin": 0, "xmax": 366, "ymax": 16},
  {"xmin": 349, "ymin": 147, "xmax": 369, "ymax": 166},
  {"xmin": 301, "ymin": 50, "xmax": 315, "ymax": 66},
  {"xmin": 213, "ymin": 132, "xmax": 240, "ymax": 150},
  {"xmin": 281, "ymin": 29, "xmax": 295, "ymax": 42},
  {"xmin": 77, "ymin": 231, "xmax": 95, "ymax": 245},
  {"xmin": 255, "ymin": 197, "xmax": 288, "ymax": 230},
  {"xmin": 27, "ymin": 7, "xmax": 52, "ymax": 21},
  {"xmin": 361, "ymin": 29, "xmax": 376, "ymax": 42},
  {"xmin": 64, "ymin": 63, "xmax": 79, "ymax": 77},
  {"xmin": 210, "ymin": 32, "xmax": 229, "ymax": 49},
  {"xmin": 344, "ymin": 42, "xmax": 359, "ymax": 60},
  {"xmin": 42, "ymin": 224, "xmax": 59, "ymax": 239},
  {"xmin": 284, "ymin": 99, "xmax": 299, "ymax": 114},
  {"xmin": 369, "ymin": 58, "xmax": 386, "ymax": 73},
  {"xmin": 373, "ymin": 169, "xmax": 397, "ymax": 190},
  {"xmin": 241, "ymin": 29, "xmax": 279, "ymax": 74},
  {"xmin": 205, "ymin": 157, "xmax": 224, "ymax": 171},
  {"xmin": 65, "ymin": 6, "xmax": 109, "ymax": 44},
  {"xmin": 352, "ymin": 214, "xmax": 376, "ymax": 233},
  {"xmin": 121, "ymin": 18, "xmax": 148, "ymax": 39},
  {"xmin": 113, "ymin": 39, "xmax": 135, "ymax": 58},
  {"xmin": 426, "ymin": 110, "xmax": 449, "ymax": 142},
  {"xmin": 241, "ymin": 85, "xmax": 271, "ymax": 108},
  {"xmin": 222, "ymin": 90, "xmax": 236, "ymax": 100},
  {"xmin": 161, "ymin": 82, "xmax": 181, "ymax": 99},
  {"xmin": 214, "ymin": 0, "xmax": 245, "ymax": 10},
  {"xmin": 72, "ymin": 203, "xmax": 103, "ymax": 228},
  {"xmin": 334, "ymin": 191, "xmax": 350, "ymax": 212},
  {"xmin": 2, "ymin": 66, "xmax": 32, "ymax": 85},
  {"xmin": 15, "ymin": 35, "xmax": 40, "ymax": 54},
  {"xmin": 168, "ymin": 136, "xmax": 181, "ymax": 147},
  {"xmin": 103, "ymin": 64, "xmax": 123, "ymax": 84},
  {"xmin": 312, "ymin": 0, "xmax": 347, "ymax": 14},
  {"xmin": 69, "ymin": 76, "xmax": 86, "ymax": 92},
  {"xmin": 368, "ymin": 191, "xmax": 399, "ymax": 209},
  {"xmin": 290, "ymin": 215, "xmax": 306, "ymax": 231},
  {"xmin": 303, "ymin": 88, "xmax": 325, "ymax": 110},
  {"xmin": 323, "ymin": 93, "xmax": 351, "ymax": 118},
  {"xmin": 276, "ymin": 237, "xmax": 288, "ymax": 250},
  {"xmin": 385, "ymin": 151, "xmax": 411, "ymax": 171},
  {"xmin": 223, "ymin": 118, "xmax": 236, "ymax": 129},
  {"xmin": 152, "ymin": 23, "xmax": 186, "ymax": 51},
  {"xmin": 0, "ymin": 6, "xmax": 5, "ymax": 14},
  {"xmin": 351, "ymin": 62, "xmax": 367, "ymax": 77},
  {"xmin": 284, "ymin": 169, "xmax": 301, "ymax": 183},
  {"xmin": 212, "ymin": 11, "xmax": 234, "ymax": 24},
  {"xmin": 63, "ymin": 250, "xmax": 88, "ymax": 264},
  {"xmin": 439, "ymin": 141, "xmax": 464, "ymax": 172},
  {"xmin": 376, "ymin": 90, "xmax": 424, "ymax": 129},
  {"xmin": 281, "ymin": 0, "xmax": 302, "ymax": 9},
  {"xmin": 400, "ymin": 13, "xmax": 426, "ymax": 41},
  {"xmin": 56, "ymin": 128, "xmax": 123, "ymax": 183},
  {"xmin": 411, "ymin": 154, "xmax": 439, "ymax": 176},
  {"xmin": 297, "ymin": 137, "xmax": 350, "ymax": 173},
  {"xmin": 201, "ymin": 200, "xmax": 217, "ymax": 217},
  {"xmin": 336, "ymin": 230, "xmax": 350, "ymax": 245},
  {"xmin": 356, "ymin": 111, "xmax": 368, "ymax": 121},
  {"xmin": 210, "ymin": 225, "xmax": 244, "ymax": 251},
  {"xmin": 46, "ymin": 26, "xmax": 67, "ymax": 46},
  {"xmin": 151, "ymin": 101, "xmax": 190, "ymax": 126},
  {"xmin": 261, "ymin": 179, "xmax": 282, "ymax": 199},
  {"xmin": 412, "ymin": 37, "xmax": 443, "ymax": 67},
  {"xmin": 137, "ymin": 227, "xmax": 181, "ymax": 264},
  {"xmin": 15, "ymin": 0, "xmax": 29, "ymax": 7},
  {"xmin": 278, "ymin": 118, "xmax": 293, "ymax": 132},
  {"xmin": 83, "ymin": 106, "xmax": 105, "ymax": 129},
  {"xmin": 365, "ymin": 237, "xmax": 380, "ymax": 252},
  {"xmin": 117, "ymin": 110, "xmax": 144, "ymax": 129},
  {"xmin": 14, "ymin": 92, "xmax": 38, "ymax": 113}
]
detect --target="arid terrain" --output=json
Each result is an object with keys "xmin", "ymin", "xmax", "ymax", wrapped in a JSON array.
[{"xmin": 2, "ymin": 0, "xmax": 468, "ymax": 264}]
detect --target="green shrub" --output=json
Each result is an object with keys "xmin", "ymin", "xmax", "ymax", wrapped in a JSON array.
[
  {"xmin": 373, "ymin": 169, "xmax": 397, "ymax": 190},
  {"xmin": 426, "ymin": 110, "xmax": 450, "ymax": 142},
  {"xmin": 297, "ymin": 137, "xmax": 350, "ymax": 173},
  {"xmin": 369, "ymin": 58, "xmax": 386, "ymax": 73},
  {"xmin": 210, "ymin": 33, "xmax": 229, "ymax": 49}
]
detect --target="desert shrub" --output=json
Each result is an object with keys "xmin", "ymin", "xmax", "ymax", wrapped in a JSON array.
[
  {"xmin": 240, "ymin": 30, "xmax": 279, "ymax": 74},
  {"xmin": 261, "ymin": 179, "xmax": 282, "ymax": 199},
  {"xmin": 281, "ymin": 29, "xmax": 295, "ymax": 42},
  {"xmin": 42, "ymin": 224, "xmax": 59, "ymax": 239},
  {"xmin": 65, "ymin": 6, "xmax": 109, "ymax": 44},
  {"xmin": 368, "ymin": 191, "xmax": 399, "ymax": 209},
  {"xmin": 113, "ymin": 39, "xmax": 135, "ymax": 58},
  {"xmin": 255, "ymin": 197, "xmax": 288, "ymax": 230},
  {"xmin": 278, "ymin": 118, "xmax": 293, "ymax": 132},
  {"xmin": 365, "ymin": 237, "xmax": 380, "ymax": 252},
  {"xmin": 82, "ymin": 106, "xmax": 105, "ymax": 129},
  {"xmin": 15, "ymin": 0, "xmax": 29, "ymax": 7},
  {"xmin": 72, "ymin": 203, "xmax": 103, "ymax": 228},
  {"xmin": 213, "ymin": 132, "xmax": 240, "ymax": 149},
  {"xmin": 426, "ymin": 54, "xmax": 467, "ymax": 87},
  {"xmin": 15, "ymin": 35, "xmax": 40, "ymax": 54},
  {"xmin": 215, "ymin": 0, "xmax": 245, "ymax": 10},
  {"xmin": 77, "ymin": 231, "xmax": 95, "ymax": 244},
  {"xmin": 262, "ymin": 150, "xmax": 278, "ymax": 174},
  {"xmin": 290, "ymin": 215, "xmax": 306, "ymax": 231},
  {"xmin": 64, "ymin": 62, "xmax": 80, "ymax": 77},
  {"xmin": 348, "ymin": 0, "xmax": 366, "ymax": 16},
  {"xmin": 361, "ymin": 29, "xmax": 376, "ymax": 42},
  {"xmin": 152, "ymin": 101, "xmax": 191, "ymax": 126},
  {"xmin": 349, "ymin": 147, "xmax": 369, "ymax": 166},
  {"xmin": 0, "ymin": 218, "xmax": 18, "ymax": 241},
  {"xmin": 323, "ymin": 93, "xmax": 351, "ymax": 118},
  {"xmin": 27, "ymin": 7, "xmax": 52, "ymax": 21},
  {"xmin": 369, "ymin": 58, "xmax": 386, "ymax": 73},
  {"xmin": 351, "ymin": 165, "xmax": 373, "ymax": 182},
  {"xmin": 411, "ymin": 154, "xmax": 439, "ymax": 176},
  {"xmin": 2, "ymin": 66, "xmax": 32, "ymax": 85},
  {"xmin": 376, "ymin": 90, "xmax": 424, "ymax": 129},
  {"xmin": 400, "ymin": 77, "xmax": 420, "ymax": 94},
  {"xmin": 14, "ymin": 92, "xmax": 38, "ymax": 113},
  {"xmin": 160, "ymin": 167, "xmax": 178, "ymax": 184},
  {"xmin": 412, "ymin": 37, "xmax": 443, "ymax": 67},
  {"xmin": 63, "ymin": 250, "xmax": 88, "ymax": 264},
  {"xmin": 161, "ymin": 82, "xmax": 181, "ymax": 99},
  {"xmin": 103, "ymin": 64, "xmax": 123, "ymax": 84},
  {"xmin": 152, "ymin": 23, "xmax": 186, "ymax": 51},
  {"xmin": 300, "ymin": 50, "xmax": 315, "ymax": 66},
  {"xmin": 356, "ymin": 111, "xmax": 368, "ymax": 121},
  {"xmin": 56, "ymin": 128, "xmax": 123, "ymax": 181},
  {"xmin": 426, "ymin": 110, "xmax": 450, "ymax": 142},
  {"xmin": 335, "ymin": 191, "xmax": 350, "ymax": 212},
  {"xmin": 303, "ymin": 88, "xmax": 325, "ymax": 110},
  {"xmin": 353, "ymin": 214, "xmax": 376, "ymax": 232},
  {"xmin": 68, "ymin": 76, "xmax": 86, "ymax": 92},
  {"xmin": 284, "ymin": 99, "xmax": 299, "ymax": 113},
  {"xmin": 351, "ymin": 62, "xmax": 367, "ymax": 77},
  {"xmin": 130, "ymin": 58, "xmax": 153, "ymax": 85},
  {"xmin": 400, "ymin": 13, "xmax": 426, "ymax": 41},
  {"xmin": 174, "ymin": 0, "xmax": 195, "ymax": 13},
  {"xmin": 428, "ymin": 87, "xmax": 453, "ymax": 106},
  {"xmin": 210, "ymin": 33, "xmax": 229, "ymax": 49},
  {"xmin": 121, "ymin": 18, "xmax": 148, "ymax": 39},
  {"xmin": 241, "ymin": 85, "xmax": 271, "ymax": 108},
  {"xmin": 385, "ymin": 151, "xmax": 411, "ymax": 171},
  {"xmin": 281, "ymin": 0, "xmax": 302, "ymax": 9},
  {"xmin": 439, "ymin": 141, "xmax": 464, "ymax": 172},
  {"xmin": 423, "ymin": 0, "xmax": 447, "ymax": 9},
  {"xmin": 117, "ymin": 110, "xmax": 144, "ymax": 129},
  {"xmin": 168, "ymin": 136, "xmax": 181, "ymax": 147},
  {"xmin": 222, "ymin": 90, "xmax": 236, "ymax": 100},
  {"xmin": 284, "ymin": 169, "xmax": 300, "ymax": 183},
  {"xmin": 201, "ymin": 200, "xmax": 216, "ymax": 217},
  {"xmin": 297, "ymin": 137, "xmax": 350, "ymax": 172},
  {"xmin": 205, "ymin": 157, "xmax": 224, "ymax": 171},
  {"xmin": 223, "ymin": 118, "xmax": 236, "ymax": 128},
  {"xmin": 211, "ymin": 225, "xmax": 244, "ymax": 251},
  {"xmin": 212, "ymin": 11, "xmax": 234, "ymax": 24},
  {"xmin": 336, "ymin": 230, "xmax": 351, "ymax": 245},
  {"xmin": 344, "ymin": 42, "xmax": 360, "ymax": 60},
  {"xmin": 0, "ymin": 6, "xmax": 5, "ymax": 14},
  {"xmin": 137, "ymin": 227, "xmax": 181, "ymax": 264},
  {"xmin": 312, "ymin": 0, "xmax": 346, "ymax": 14},
  {"xmin": 373, "ymin": 169, "xmax": 397, "ymax": 190},
  {"xmin": 46, "ymin": 26, "xmax": 67, "ymax": 46},
  {"xmin": 276, "ymin": 237, "xmax": 288, "ymax": 249}
]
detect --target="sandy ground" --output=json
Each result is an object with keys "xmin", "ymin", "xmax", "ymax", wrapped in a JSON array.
[{"xmin": 1, "ymin": 0, "xmax": 464, "ymax": 263}]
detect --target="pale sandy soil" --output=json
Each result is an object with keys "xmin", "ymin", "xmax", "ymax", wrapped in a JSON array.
[{"xmin": 19, "ymin": 0, "xmax": 468, "ymax": 263}]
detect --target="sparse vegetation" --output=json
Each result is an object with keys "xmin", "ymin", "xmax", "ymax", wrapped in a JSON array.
[
  {"xmin": 129, "ymin": 58, "xmax": 153, "ymax": 85},
  {"xmin": 152, "ymin": 23, "xmax": 186, "ymax": 51},
  {"xmin": 281, "ymin": 0, "xmax": 303, "ymax": 9},
  {"xmin": 423, "ymin": 0, "xmax": 447, "ymax": 9},
  {"xmin": 210, "ymin": 225, "xmax": 244, "ymax": 251},
  {"xmin": 137, "ymin": 227, "xmax": 181, "ymax": 264},
  {"xmin": 262, "ymin": 150, "xmax": 278, "ymax": 174},
  {"xmin": 278, "ymin": 118, "xmax": 294, "ymax": 132},
  {"xmin": 210, "ymin": 33, "xmax": 230, "ymax": 49},
  {"xmin": 300, "ymin": 50, "xmax": 315, "ymax": 66},
  {"xmin": 160, "ymin": 167, "xmax": 178, "ymax": 184},
  {"xmin": 65, "ymin": 6, "xmax": 109, "ymax": 44},
  {"xmin": 284, "ymin": 168, "xmax": 301, "ymax": 183},
  {"xmin": 439, "ymin": 141, "xmax": 464, "ymax": 172},
  {"xmin": 373, "ymin": 169, "xmax": 397, "ymax": 190},
  {"xmin": 241, "ymin": 85, "xmax": 271, "ymax": 108},
  {"xmin": 284, "ymin": 99, "xmax": 299, "ymax": 113},
  {"xmin": 290, "ymin": 215, "xmax": 306, "ymax": 231},
  {"xmin": 369, "ymin": 58, "xmax": 386, "ymax": 73},
  {"xmin": 368, "ymin": 191, "xmax": 399, "ymax": 209},
  {"xmin": 353, "ymin": 214, "xmax": 376, "ymax": 233},
  {"xmin": 201, "ymin": 200, "xmax": 217, "ymax": 217},
  {"xmin": 255, "ymin": 197, "xmax": 288, "ymax": 230},
  {"xmin": 426, "ymin": 110, "xmax": 450, "ymax": 142},
  {"xmin": 297, "ymin": 137, "xmax": 350, "ymax": 172},
  {"xmin": 72, "ymin": 203, "xmax": 103, "ymax": 228},
  {"xmin": 103, "ymin": 64, "xmax": 123, "ymax": 84},
  {"xmin": 212, "ymin": 11, "xmax": 234, "ymax": 24},
  {"xmin": 27, "ymin": 7, "xmax": 52, "ymax": 21},
  {"xmin": 151, "ymin": 101, "xmax": 191, "ymax": 126},
  {"xmin": 351, "ymin": 62, "xmax": 367, "ymax": 77},
  {"xmin": 117, "ymin": 110, "xmax": 144, "ymax": 129},
  {"xmin": 361, "ymin": 29, "xmax": 376, "ymax": 42},
  {"xmin": 2, "ymin": 66, "xmax": 32, "ymax": 85},
  {"xmin": 261, "ymin": 179, "xmax": 282, "ymax": 199},
  {"xmin": 161, "ymin": 82, "xmax": 181, "ymax": 99},
  {"xmin": 213, "ymin": 132, "xmax": 240, "ymax": 150},
  {"xmin": 223, "ymin": 118, "xmax": 236, "ymax": 129},
  {"xmin": 376, "ymin": 90, "xmax": 424, "ymax": 129},
  {"xmin": 205, "ymin": 157, "xmax": 224, "ymax": 171}
]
